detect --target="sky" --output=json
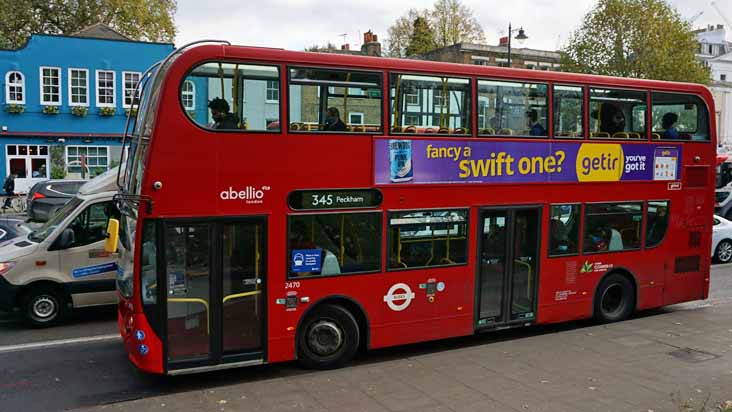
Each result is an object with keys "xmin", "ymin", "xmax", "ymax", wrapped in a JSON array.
[{"xmin": 175, "ymin": 0, "xmax": 732, "ymax": 52}]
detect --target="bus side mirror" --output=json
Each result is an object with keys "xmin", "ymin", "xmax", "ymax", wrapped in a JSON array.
[{"xmin": 105, "ymin": 218, "xmax": 120, "ymax": 253}]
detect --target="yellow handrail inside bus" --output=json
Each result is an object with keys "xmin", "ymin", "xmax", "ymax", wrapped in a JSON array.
[
  {"xmin": 396, "ymin": 230, "xmax": 407, "ymax": 268},
  {"xmin": 440, "ymin": 78, "xmax": 447, "ymax": 129},
  {"xmin": 168, "ymin": 298, "xmax": 210, "ymax": 335},
  {"xmin": 343, "ymin": 73, "xmax": 351, "ymax": 128},
  {"xmin": 441, "ymin": 227, "xmax": 456, "ymax": 264},
  {"xmin": 223, "ymin": 290, "xmax": 261, "ymax": 303},
  {"xmin": 340, "ymin": 215, "xmax": 345, "ymax": 266},
  {"xmin": 425, "ymin": 228, "xmax": 435, "ymax": 266},
  {"xmin": 513, "ymin": 259, "xmax": 533, "ymax": 297},
  {"xmin": 233, "ymin": 64, "xmax": 239, "ymax": 122},
  {"xmin": 218, "ymin": 63, "xmax": 224, "ymax": 97}
]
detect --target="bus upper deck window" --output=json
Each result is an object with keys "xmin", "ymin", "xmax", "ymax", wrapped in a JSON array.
[
  {"xmin": 553, "ymin": 85, "xmax": 584, "ymax": 138},
  {"xmin": 651, "ymin": 92, "xmax": 710, "ymax": 141},
  {"xmin": 181, "ymin": 62, "xmax": 280, "ymax": 132},
  {"xmin": 390, "ymin": 73, "xmax": 471, "ymax": 136},
  {"xmin": 477, "ymin": 80, "xmax": 547, "ymax": 138},
  {"xmin": 288, "ymin": 67, "xmax": 382, "ymax": 134},
  {"xmin": 589, "ymin": 88, "xmax": 646, "ymax": 140}
]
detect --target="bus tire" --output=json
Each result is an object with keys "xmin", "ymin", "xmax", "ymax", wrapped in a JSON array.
[
  {"xmin": 594, "ymin": 273, "xmax": 635, "ymax": 323},
  {"xmin": 297, "ymin": 304, "xmax": 360, "ymax": 370},
  {"xmin": 21, "ymin": 286, "xmax": 68, "ymax": 328}
]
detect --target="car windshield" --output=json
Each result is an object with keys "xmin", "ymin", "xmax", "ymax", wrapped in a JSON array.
[{"xmin": 28, "ymin": 197, "xmax": 83, "ymax": 243}]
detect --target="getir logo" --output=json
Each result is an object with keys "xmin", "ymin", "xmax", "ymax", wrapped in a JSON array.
[{"xmin": 220, "ymin": 186, "xmax": 271, "ymax": 204}]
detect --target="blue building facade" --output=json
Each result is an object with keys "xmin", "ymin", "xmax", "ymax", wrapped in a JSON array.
[{"xmin": 0, "ymin": 29, "xmax": 173, "ymax": 192}]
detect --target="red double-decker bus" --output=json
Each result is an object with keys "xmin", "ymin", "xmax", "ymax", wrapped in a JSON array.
[{"xmin": 112, "ymin": 42, "xmax": 715, "ymax": 375}]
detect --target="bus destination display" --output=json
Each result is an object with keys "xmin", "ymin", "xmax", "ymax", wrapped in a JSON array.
[{"xmin": 289, "ymin": 189, "xmax": 382, "ymax": 210}]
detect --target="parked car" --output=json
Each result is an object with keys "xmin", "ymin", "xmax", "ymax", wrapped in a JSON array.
[
  {"xmin": 26, "ymin": 179, "xmax": 87, "ymax": 222},
  {"xmin": 0, "ymin": 217, "xmax": 31, "ymax": 242},
  {"xmin": 712, "ymin": 215, "xmax": 732, "ymax": 264},
  {"xmin": 0, "ymin": 168, "xmax": 119, "ymax": 327}
]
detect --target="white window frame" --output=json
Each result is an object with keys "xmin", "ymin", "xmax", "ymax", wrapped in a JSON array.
[
  {"xmin": 65, "ymin": 145, "xmax": 111, "ymax": 175},
  {"xmin": 349, "ymin": 112, "xmax": 364, "ymax": 125},
  {"xmin": 122, "ymin": 71, "xmax": 142, "ymax": 108},
  {"xmin": 5, "ymin": 71, "xmax": 25, "ymax": 104},
  {"xmin": 39, "ymin": 66, "xmax": 61, "ymax": 106},
  {"xmin": 95, "ymin": 70, "xmax": 116, "ymax": 108},
  {"xmin": 67, "ymin": 68, "xmax": 89, "ymax": 107},
  {"xmin": 266, "ymin": 79, "xmax": 279, "ymax": 103},
  {"xmin": 405, "ymin": 92, "xmax": 419, "ymax": 106},
  {"xmin": 181, "ymin": 80, "xmax": 195, "ymax": 111}
]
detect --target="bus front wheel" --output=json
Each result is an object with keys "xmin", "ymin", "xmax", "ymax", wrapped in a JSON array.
[
  {"xmin": 594, "ymin": 274, "xmax": 635, "ymax": 323},
  {"xmin": 297, "ymin": 304, "xmax": 360, "ymax": 369}
]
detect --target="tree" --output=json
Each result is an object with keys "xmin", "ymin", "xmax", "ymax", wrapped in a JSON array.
[
  {"xmin": 305, "ymin": 42, "xmax": 338, "ymax": 52},
  {"xmin": 430, "ymin": 0, "xmax": 485, "ymax": 48},
  {"xmin": 561, "ymin": 0, "xmax": 708, "ymax": 84},
  {"xmin": 386, "ymin": 0, "xmax": 485, "ymax": 57},
  {"xmin": 0, "ymin": 0, "xmax": 176, "ymax": 49},
  {"xmin": 405, "ymin": 17, "xmax": 437, "ymax": 56}
]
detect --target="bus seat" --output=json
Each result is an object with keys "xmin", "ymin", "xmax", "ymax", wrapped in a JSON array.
[
  {"xmin": 452, "ymin": 127, "xmax": 468, "ymax": 134},
  {"xmin": 591, "ymin": 132, "xmax": 610, "ymax": 138},
  {"xmin": 351, "ymin": 125, "xmax": 365, "ymax": 132},
  {"xmin": 438, "ymin": 128, "xmax": 449, "ymax": 134},
  {"xmin": 628, "ymin": 132, "xmax": 641, "ymax": 139},
  {"xmin": 680, "ymin": 133, "xmax": 692, "ymax": 140},
  {"xmin": 498, "ymin": 128, "xmax": 514, "ymax": 135},
  {"xmin": 652, "ymin": 133, "xmax": 661, "ymax": 140},
  {"xmin": 404, "ymin": 125, "xmax": 417, "ymax": 133},
  {"xmin": 391, "ymin": 126, "xmax": 403, "ymax": 133},
  {"xmin": 290, "ymin": 122, "xmax": 301, "ymax": 131},
  {"xmin": 424, "ymin": 128, "xmax": 436, "ymax": 133},
  {"xmin": 480, "ymin": 128, "xmax": 495, "ymax": 135},
  {"xmin": 612, "ymin": 132, "xmax": 630, "ymax": 139},
  {"xmin": 267, "ymin": 121, "xmax": 280, "ymax": 130}
]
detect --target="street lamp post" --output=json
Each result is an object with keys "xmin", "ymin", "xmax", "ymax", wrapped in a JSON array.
[{"xmin": 507, "ymin": 23, "xmax": 528, "ymax": 67}]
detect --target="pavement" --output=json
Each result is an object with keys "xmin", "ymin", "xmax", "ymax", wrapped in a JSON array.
[{"xmin": 76, "ymin": 299, "xmax": 732, "ymax": 412}]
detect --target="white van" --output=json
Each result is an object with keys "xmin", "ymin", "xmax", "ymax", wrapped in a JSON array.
[{"xmin": 0, "ymin": 167, "xmax": 120, "ymax": 327}]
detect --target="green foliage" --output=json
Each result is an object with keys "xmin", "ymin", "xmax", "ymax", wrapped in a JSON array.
[
  {"xmin": 4, "ymin": 104, "xmax": 24, "ymax": 114},
  {"xmin": 561, "ymin": 0, "xmax": 709, "ymax": 84},
  {"xmin": 50, "ymin": 145, "xmax": 66, "ymax": 179},
  {"xmin": 0, "ymin": 0, "xmax": 176, "ymax": 49},
  {"xmin": 387, "ymin": 0, "xmax": 485, "ymax": 57},
  {"xmin": 98, "ymin": 107, "xmax": 116, "ymax": 116},
  {"xmin": 71, "ymin": 106, "xmax": 88, "ymax": 117},
  {"xmin": 405, "ymin": 17, "xmax": 437, "ymax": 56},
  {"xmin": 42, "ymin": 105, "xmax": 60, "ymax": 114},
  {"xmin": 305, "ymin": 42, "xmax": 337, "ymax": 52}
]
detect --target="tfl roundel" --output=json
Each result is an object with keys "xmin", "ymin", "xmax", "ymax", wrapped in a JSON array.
[{"xmin": 383, "ymin": 283, "xmax": 416, "ymax": 312}]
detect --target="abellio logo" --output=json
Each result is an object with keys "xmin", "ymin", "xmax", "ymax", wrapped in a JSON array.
[{"xmin": 220, "ymin": 186, "xmax": 271, "ymax": 204}]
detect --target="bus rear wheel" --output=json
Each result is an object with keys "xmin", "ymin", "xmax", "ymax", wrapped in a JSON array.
[
  {"xmin": 21, "ymin": 286, "xmax": 67, "ymax": 328},
  {"xmin": 594, "ymin": 274, "xmax": 635, "ymax": 323},
  {"xmin": 297, "ymin": 304, "xmax": 359, "ymax": 370}
]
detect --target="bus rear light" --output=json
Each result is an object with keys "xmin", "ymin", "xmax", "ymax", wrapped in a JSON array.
[{"xmin": 0, "ymin": 262, "xmax": 15, "ymax": 276}]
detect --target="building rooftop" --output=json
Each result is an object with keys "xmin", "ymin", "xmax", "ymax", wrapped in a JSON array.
[{"xmin": 70, "ymin": 23, "xmax": 133, "ymax": 41}]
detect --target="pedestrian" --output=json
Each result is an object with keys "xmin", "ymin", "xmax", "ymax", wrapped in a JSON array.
[{"xmin": 2, "ymin": 173, "xmax": 15, "ymax": 209}]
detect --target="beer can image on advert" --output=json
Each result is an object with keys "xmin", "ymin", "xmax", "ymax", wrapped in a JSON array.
[{"xmin": 389, "ymin": 139, "xmax": 413, "ymax": 182}]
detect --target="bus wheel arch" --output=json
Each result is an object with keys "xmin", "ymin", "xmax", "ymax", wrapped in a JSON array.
[
  {"xmin": 592, "ymin": 268, "xmax": 637, "ymax": 324},
  {"xmin": 295, "ymin": 296, "xmax": 369, "ymax": 369},
  {"xmin": 18, "ymin": 280, "xmax": 71, "ymax": 328}
]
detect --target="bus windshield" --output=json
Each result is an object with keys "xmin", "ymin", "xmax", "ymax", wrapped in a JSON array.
[{"xmin": 28, "ymin": 197, "xmax": 83, "ymax": 243}]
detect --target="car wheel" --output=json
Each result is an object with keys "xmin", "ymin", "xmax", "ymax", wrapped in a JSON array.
[
  {"xmin": 21, "ymin": 286, "xmax": 68, "ymax": 328},
  {"xmin": 594, "ymin": 273, "xmax": 635, "ymax": 323},
  {"xmin": 715, "ymin": 240, "xmax": 732, "ymax": 264},
  {"xmin": 297, "ymin": 304, "xmax": 359, "ymax": 370}
]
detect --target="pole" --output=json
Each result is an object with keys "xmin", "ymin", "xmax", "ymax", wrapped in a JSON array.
[{"xmin": 507, "ymin": 22, "xmax": 512, "ymax": 68}]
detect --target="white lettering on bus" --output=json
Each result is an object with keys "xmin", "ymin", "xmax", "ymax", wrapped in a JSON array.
[{"xmin": 219, "ymin": 186, "xmax": 271, "ymax": 204}]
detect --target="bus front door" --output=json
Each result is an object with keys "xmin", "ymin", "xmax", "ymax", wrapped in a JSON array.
[
  {"xmin": 163, "ymin": 219, "xmax": 266, "ymax": 373},
  {"xmin": 476, "ymin": 207, "xmax": 541, "ymax": 328}
]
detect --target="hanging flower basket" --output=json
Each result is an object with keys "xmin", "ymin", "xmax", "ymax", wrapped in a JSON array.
[
  {"xmin": 4, "ymin": 104, "xmax": 25, "ymax": 114},
  {"xmin": 71, "ymin": 106, "xmax": 88, "ymax": 117},
  {"xmin": 98, "ymin": 107, "xmax": 116, "ymax": 116},
  {"xmin": 42, "ymin": 105, "xmax": 60, "ymax": 115}
]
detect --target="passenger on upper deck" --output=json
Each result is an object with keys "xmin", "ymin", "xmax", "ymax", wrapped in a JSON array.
[
  {"xmin": 661, "ymin": 112, "xmax": 680, "ymax": 139},
  {"xmin": 208, "ymin": 98, "xmax": 239, "ymax": 130},
  {"xmin": 528, "ymin": 110, "xmax": 546, "ymax": 136},
  {"xmin": 597, "ymin": 103, "xmax": 626, "ymax": 135},
  {"xmin": 324, "ymin": 107, "xmax": 348, "ymax": 132}
]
